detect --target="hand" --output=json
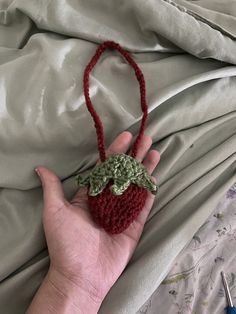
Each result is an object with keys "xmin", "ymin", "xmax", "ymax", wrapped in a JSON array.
[{"xmin": 28, "ymin": 131, "xmax": 160, "ymax": 314}]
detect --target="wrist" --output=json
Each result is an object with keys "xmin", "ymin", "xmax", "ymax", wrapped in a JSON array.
[
  {"xmin": 26, "ymin": 266, "xmax": 104, "ymax": 314},
  {"xmin": 46, "ymin": 266, "xmax": 104, "ymax": 313}
]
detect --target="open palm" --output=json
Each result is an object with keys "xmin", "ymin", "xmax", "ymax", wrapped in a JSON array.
[{"xmin": 35, "ymin": 131, "xmax": 160, "ymax": 303}]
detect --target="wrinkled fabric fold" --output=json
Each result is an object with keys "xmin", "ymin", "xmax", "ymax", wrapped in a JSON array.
[{"xmin": 0, "ymin": 0, "xmax": 236, "ymax": 313}]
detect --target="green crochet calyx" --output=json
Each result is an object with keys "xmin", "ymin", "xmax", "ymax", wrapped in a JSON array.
[{"xmin": 75, "ymin": 153, "xmax": 159, "ymax": 196}]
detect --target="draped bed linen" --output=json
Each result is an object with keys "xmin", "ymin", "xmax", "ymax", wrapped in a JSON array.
[{"xmin": 0, "ymin": 0, "xmax": 236, "ymax": 313}]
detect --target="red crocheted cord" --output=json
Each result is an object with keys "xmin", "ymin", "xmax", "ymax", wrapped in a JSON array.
[{"xmin": 83, "ymin": 40, "xmax": 148, "ymax": 162}]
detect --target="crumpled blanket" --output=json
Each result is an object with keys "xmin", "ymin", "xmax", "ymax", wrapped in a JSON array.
[{"xmin": 0, "ymin": 1, "xmax": 235, "ymax": 313}]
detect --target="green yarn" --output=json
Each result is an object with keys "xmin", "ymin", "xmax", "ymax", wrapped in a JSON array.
[{"xmin": 75, "ymin": 153, "xmax": 159, "ymax": 196}]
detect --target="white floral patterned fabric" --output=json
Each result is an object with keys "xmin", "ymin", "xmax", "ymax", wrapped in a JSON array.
[{"xmin": 138, "ymin": 183, "xmax": 236, "ymax": 314}]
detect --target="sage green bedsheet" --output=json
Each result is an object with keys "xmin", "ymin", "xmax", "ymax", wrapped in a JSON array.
[{"xmin": 0, "ymin": 0, "xmax": 235, "ymax": 313}]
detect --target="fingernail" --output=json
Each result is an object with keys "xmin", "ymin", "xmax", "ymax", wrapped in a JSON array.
[
  {"xmin": 151, "ymin": 176, "xmax": 157, "ymax": 184},
  {"xmin": 35, "ymin": 168, "xmax": 40, "ymax": 177}
]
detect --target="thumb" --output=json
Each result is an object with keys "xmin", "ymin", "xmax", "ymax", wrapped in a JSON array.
[
  {"xmin": 35, "ymin": 166, "xmax": 68, "ymax": 211},
  {"xmin": 132, "ymin": 176, "xmax": 158, "ymax": 231}
]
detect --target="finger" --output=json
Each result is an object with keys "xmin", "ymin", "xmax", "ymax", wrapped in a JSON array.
[
  {"xmin": 96, "ymin": 131, "xmax": 133, "ymax": 165},
  {"xmin": 136, "ymin": 188, "xmax": 156, "ymax": 226},
  {"xmin": 70, "ymin": 186, "xmax": 88, "ymax": 207},
  {"xmin": 130, "ymin": 134, "xmax": 152, "ymax": 162},
  {"xmin": 142, "ymin": 150, "xmax": 161, "ymax": 175},
  {"xmin": 35, "ymin": 166, "xmax": 68, "ymax": 212},
  {"xmin": 99, "ymin": 131, "xmax": 133, "ymax": 162},
  {"xmin": 124, "ymin": 177, "xmax": 157, "ymax": 240}
]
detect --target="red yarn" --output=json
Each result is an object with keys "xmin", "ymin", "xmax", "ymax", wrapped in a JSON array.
[
  {"xmin": 83, "ymin": 40, "xmax": 148, "ymax": 161},
  {"xmin": 82, "ymin": 40, "xmax": 150, "ymax": 234},
  {"xmin": 89, "ymin": 182, "xmax": 148, "ymax": 234}
]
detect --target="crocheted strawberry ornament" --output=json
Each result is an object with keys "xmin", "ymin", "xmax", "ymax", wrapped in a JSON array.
[{"xmin": 75, "ymin": 40, "xmax": 159, "ymax": 234}]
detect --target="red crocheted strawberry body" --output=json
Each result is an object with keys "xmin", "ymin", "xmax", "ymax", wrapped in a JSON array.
[{"xmin": 88, "ymin": 182, "xmax": 148, "ymax": 234}]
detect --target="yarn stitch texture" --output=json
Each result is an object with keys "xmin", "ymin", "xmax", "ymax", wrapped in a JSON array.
[
  {"xmin": 76, "ymin": 40, "xmax": 159, "ymax": 234},
  {"xmin": 76, "ymin": 153, "xmax": 158, "ymax": 196}
]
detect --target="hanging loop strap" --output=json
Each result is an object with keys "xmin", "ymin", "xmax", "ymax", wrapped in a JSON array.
[{"xmin": 83, "ymin": 40, "xmax": 148, "ymax": 162}]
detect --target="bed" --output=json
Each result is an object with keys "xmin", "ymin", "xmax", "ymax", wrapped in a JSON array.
[
  {"xmin": 138, "ymin": 183, "xmax": 236, "ymax": 314},
  {"xmin": 0, "ymin": 0, "xmax": 236, "ymax": 313}
]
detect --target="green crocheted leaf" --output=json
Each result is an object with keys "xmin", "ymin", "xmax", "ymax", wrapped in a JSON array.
[{"xmin": 75, "ymin": 153, "xmax": 159, "ymax": 196}]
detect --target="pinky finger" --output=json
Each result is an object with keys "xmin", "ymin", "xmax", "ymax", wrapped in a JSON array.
[
  {"xmin": 136, "ymin": 177, "xmax": 157, "ymax": 224},
  {"xmin": 142, "ymin": 150, "xmax": 161, "ymax": 175},
  {"xmin": 124, "ymin": 177, "xmax": 157, "ymax": 241}
]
